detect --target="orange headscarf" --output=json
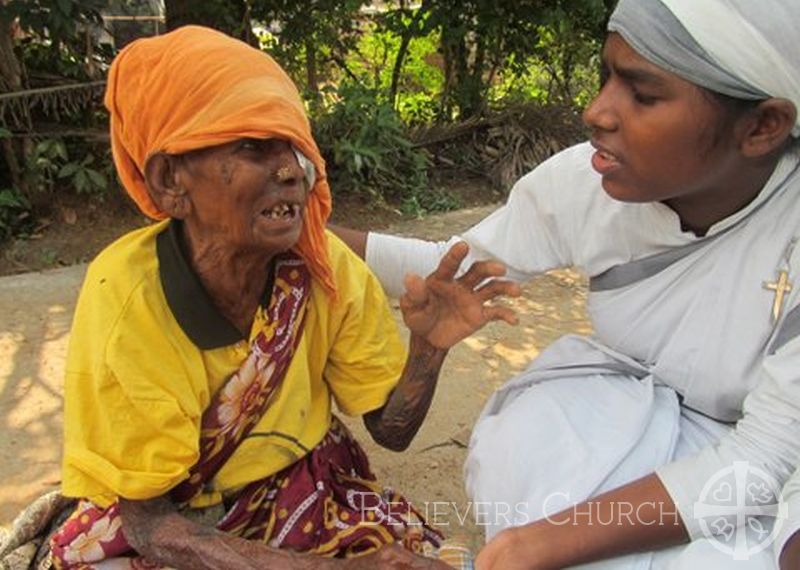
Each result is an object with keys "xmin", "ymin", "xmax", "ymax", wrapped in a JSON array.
[{"xmin": 104, "ymin": 26, "xmax": 335, "ymax": 297}]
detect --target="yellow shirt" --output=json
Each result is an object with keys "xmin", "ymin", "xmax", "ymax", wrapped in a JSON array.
[{"xmin": 61, "ymin": 220, "xmax": 406, "ymax": 508}]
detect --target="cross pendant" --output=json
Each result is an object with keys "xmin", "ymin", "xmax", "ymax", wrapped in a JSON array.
[{"xmin": 764, "ymin": 270, "xmax": 793, "ymax": 322}]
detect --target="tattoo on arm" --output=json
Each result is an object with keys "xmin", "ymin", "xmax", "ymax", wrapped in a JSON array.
[{"xmin": 364, "ymin": 335, "xmax": 448, "ymax": 451}]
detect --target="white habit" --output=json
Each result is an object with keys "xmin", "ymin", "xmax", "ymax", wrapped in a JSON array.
[{"xmin": 367, "ymin": 142, "xmax": 800, "ymax": 569}]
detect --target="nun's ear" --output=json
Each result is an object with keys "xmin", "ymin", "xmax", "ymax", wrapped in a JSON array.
[
  {"xmin": 739, "ymin": 98, "xmax": 797, "ymax": 158},
  {"xmin": 144, "ymin": 153, "xmax": 192, "ymax": 220}
]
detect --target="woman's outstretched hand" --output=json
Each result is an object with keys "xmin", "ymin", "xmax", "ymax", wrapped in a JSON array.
[{"xmin": 400, "ymin": 242, "xmax": 521, "ymax": 349}]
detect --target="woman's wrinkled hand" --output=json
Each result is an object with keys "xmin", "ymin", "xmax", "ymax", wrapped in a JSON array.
[
  {"xmin": 400, "ymin": 242, "xmax": 521, "ymax": 349},
  {"xmin": 339, "ymin": 543, "xmax": 454, "ymax": 569}
]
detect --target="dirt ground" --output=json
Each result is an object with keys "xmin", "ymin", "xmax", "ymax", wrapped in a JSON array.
[{"xmin": 0, "ymin": 200, "xmax": 590, "ymax": 550}]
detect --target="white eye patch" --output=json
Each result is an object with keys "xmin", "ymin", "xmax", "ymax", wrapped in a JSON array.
[{"xmin": 292, "ymin": 147, "xmax": 317, "ymax": 190}]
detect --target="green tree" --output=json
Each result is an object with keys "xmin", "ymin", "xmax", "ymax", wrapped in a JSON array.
[
  {"xmin": 371, "ymin": 0, "xmax": 607, "ymax": 120},
  {"xmin": 530, "ymin": 0, "xmax": 608, "ymax": 105},
  {"xmin": 250, "ymin": 0, "xmax": 367, "ymax": 105},
  {"xmin": 431, "ymin": 0, "xmax": 547, "ymax": 119},
  {"xmin": 3, "ymin": 0, "xmax": 106, "ymax": 53},
  {"xmin": 376, "ymin": 0, "xmax": 437, "ymax": 108},
  {"xmin": 0, "ymin": 0, "xmax": 107, "ymax": 194}
]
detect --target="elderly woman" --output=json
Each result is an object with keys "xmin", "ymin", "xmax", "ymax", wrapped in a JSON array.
[{"xmin": 33, "ymin": 26, "xmax": 519, "ymax": 570}]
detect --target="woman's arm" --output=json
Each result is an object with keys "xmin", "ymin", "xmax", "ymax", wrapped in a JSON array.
[
  {"xmin": 476, "ymin": 474, "xmax": 688, "ymax": 570},
  {"xmin": 363, "ymin": 334, "xmax": 448, "ymax": 451},
  {"xmin": 120, "ymin": 496, "xmax": 328, "ymax": 570},
  {"xmin": 328, "ymin": 224, "xmax": 368, "ymax": 260},
  {"xmin": 330, "ymin": 227, "xmax": 455, "ymax": 299},
  {"xmin": 333, "ymin": 146, "xmax": 596, "ymax": 299},
  {"xmin": 120, "ymin": 497, "xmax": 451, "ymax": 569},
  {"xmin": 365, "ymin": 242, "xmax": 520, "ymax": 451}
]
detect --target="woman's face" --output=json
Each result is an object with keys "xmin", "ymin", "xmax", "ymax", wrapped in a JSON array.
[
  {"xmin": 583, "ymin": 33, "xmax": 743, "ymax": 207},
  {"xmin": 176, "ymin": 138, "xmax": 308, "ymax": 256}
]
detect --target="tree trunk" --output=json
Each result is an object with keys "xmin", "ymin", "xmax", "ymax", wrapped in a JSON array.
[
  {"xmin": 465, "ymin": 34, "xmax": 487, "ymax": 118},
  {"xmin": 439, "ymin": 11, "xmax": 490, "ymax": 121},
  {"xmin": 449, "ymin": 33, "xmax": 483, "ymax": 120},
  {"xmin": 304, "ymin": 37, "xmax": 320, "ymax": 105},
  {"xmin": 439, "ymin": 33, "xmax": 457, "ymax": 120},
  {"xmin": 389, "ymin": 29, "xmax": 413, "ymax": 108},
  {"xmin": 0, "ymin": 17, "xmax": 22, "ymax": 93},
  {"xmin": 388, "ymin": 1, "xmax": 430, "ymax": 108},
  {"xmin": 0, "ymin": 16, "xmax": 28, "ymax": 192}
]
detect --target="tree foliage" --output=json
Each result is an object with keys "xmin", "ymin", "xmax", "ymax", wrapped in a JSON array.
[
  {"xmin": 164, "ymin": 0, "xmax": 255, "ymax": 44},
  {"xmin": 3, "ymin": 0, "xmax": 106, "ymax": 49},
  {"xmin": 0, "ymin": 0, "xmax": 613, "ymax": 241},
  {"xmin": 144, "ymin": 0, "xmax": 613, "ymax": 121},
  {"xmin": 250, "ymin": 0, "xmax": 609, "ymax": 120},
  {"xmin": 427, "ymin": 0, "xmax": 609, "ymax": 118},
  {"xmin": 0, "ymin": 0, "xmax": 110, "ymax": 222},
  {"xmin": 249, "ymin": 0, "xmax": 367, "ymax": 103}
]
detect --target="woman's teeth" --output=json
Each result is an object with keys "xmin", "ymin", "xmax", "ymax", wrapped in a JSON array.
[{"xmin": 263, "ymin": 203, "xmax": 299, "ymax": 219}]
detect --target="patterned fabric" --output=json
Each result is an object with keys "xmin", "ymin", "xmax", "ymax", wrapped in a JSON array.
[
  {"xmin": 49, "ymin": 418, "xmax": 443, "ymax": 569},
  {"xmin": 215, "ymin": 417, "xmax": 442, "ymax": 558},
  {"xmin": 436, "ymin": 540, "xmax": 475, "ymax": 570},
  {"xmin": 0, "ymin": 492, "xmax": 74, "ymax": 570},
  {"xmin": 170, "ymin": 255, "xmax": 312, "ymax": 505}
]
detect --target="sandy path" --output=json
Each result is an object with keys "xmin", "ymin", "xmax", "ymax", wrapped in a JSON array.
[{"xmin": 0, "ymin": 204, "xmax": 590, "ymax": 548}]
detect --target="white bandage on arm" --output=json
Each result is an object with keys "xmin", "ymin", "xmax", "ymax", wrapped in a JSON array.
[{"xmin": 365, "ymin": 232, "xmax": 459, "ymax": 298}]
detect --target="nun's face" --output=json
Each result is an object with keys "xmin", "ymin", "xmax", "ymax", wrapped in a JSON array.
[{"xmin": 583, "ymin": 34, "xmax": 748, "ymax": 231}]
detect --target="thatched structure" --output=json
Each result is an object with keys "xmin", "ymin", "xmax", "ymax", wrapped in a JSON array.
[
  {"xmin": 412, "ymin": 104, "xmax": 587, "ymax": 190},
  {"xmin": 0, "ymin": 81, "xmax": 106, "ymax": 131}
]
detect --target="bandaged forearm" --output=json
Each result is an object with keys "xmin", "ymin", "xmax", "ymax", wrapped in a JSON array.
[
  {"xmin": 365, "ymin": 232, "xmax": 457, "ymax": 298},
  {"xmin": 365, "ymin": 231, "xmax": 532, "ymax": 299}
]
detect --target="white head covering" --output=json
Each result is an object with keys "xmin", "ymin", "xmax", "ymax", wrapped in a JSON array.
[{"xmin": 609, "ymin": 0, "xmax": 800, "ymax": 137}]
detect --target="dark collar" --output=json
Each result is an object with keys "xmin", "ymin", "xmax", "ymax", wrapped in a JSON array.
[{"xmin": 156, "ymin": 220, "xmax": 244, "ymax": 350}]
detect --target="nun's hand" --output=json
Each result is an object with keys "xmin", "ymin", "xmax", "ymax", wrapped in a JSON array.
[{"xmin": 476, "ymin": 527, "xmax": 548, "ymax": 570}]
